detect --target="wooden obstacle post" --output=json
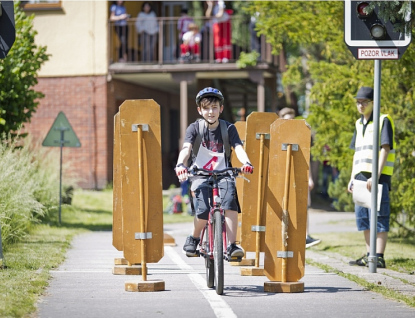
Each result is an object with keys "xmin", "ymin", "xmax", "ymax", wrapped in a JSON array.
[
  {"xmin": 230, "ymin": 121, "xmax": 254, "ymax": 266},
  {"xmin": 281, "ymin": 143, "xmax": 293, "ymax": 282},
  {"xmin": 264, "ymin": 119, "xmax": 310, "ymax": 293},
  {"xmin": 115, "ymin": 100, "xmax": 164, "ymax": 292},
  {"xmin": 136, "ymin": 123, "xmax": 148, "ymax": 281},
  {"xmin": 240, "ymin": 112, "xmax": 277, "ymax": 276},
  {"xmin": 254, "ymin": 133, "xmax": 266, "ymax": 268}
]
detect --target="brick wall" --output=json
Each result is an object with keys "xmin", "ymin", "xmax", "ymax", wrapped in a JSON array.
[
  {"xmin": 107, "ymin": 79, "xmax": 184, "ymax": 189},
  {"xmin": 26, "ymin": 75, "xmax": 195, "ymax": 190},
  {"xmin": 25, "ymin": 76, "xmax": 108, "ymax": 189}
]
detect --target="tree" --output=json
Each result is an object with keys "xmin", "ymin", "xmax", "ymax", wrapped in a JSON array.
[
  {"xmin": 0, "ymin": 1, "xmax": 49, "ymax": 135},
  {"xmin": 245, "ymin": 1, "xmax": 415, "ymax": 232}
]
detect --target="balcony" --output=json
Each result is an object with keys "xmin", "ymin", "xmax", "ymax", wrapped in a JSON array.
[
  {"xmin": 108, "ymin": 16, "xmax": 278, "ymax": 68},
  {"xmin": 108, "ymin": 16, "xmax": 280, "ymax": 118}
]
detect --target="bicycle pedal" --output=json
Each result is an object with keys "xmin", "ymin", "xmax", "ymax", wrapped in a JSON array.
[
  {"xmin": 228, "ymin": 256, "xmax": 242, "ymax": 262},
  {"xmin": 185, "ymin": 250, "xmax": 200, "ymax": 257}
]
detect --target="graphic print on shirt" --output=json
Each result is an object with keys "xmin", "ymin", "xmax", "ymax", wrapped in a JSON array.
[{"xmin": 193, "ymin": 146, "xmax": 225, "ymax": 171}]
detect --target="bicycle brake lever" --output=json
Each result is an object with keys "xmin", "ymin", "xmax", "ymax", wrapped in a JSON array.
[{"xmin": 237, "ymin": 175, "xmax": 250, "ymax": 183}]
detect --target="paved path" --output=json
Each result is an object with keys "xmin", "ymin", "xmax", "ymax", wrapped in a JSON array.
[{"xmin": 36, "ymin": 210, "xmax": 415, "ymax": 318}]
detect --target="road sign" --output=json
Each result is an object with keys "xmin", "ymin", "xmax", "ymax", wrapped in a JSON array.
[
  {"xmin": 0, "ymin": 1, "xmax": 16, "ymax": 59},
  {"xmin": 344, "ymin": 0, "xmax": 411, "ymax": 60},
  {"xmin": 357, "ymin": 48, "xmax": 399, "ymax": 60},
  {"xmin": 42, "ymin": 112, "xmax": 81, "ymax": 147}
]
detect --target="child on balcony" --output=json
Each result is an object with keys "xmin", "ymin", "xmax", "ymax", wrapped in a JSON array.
[{"xmin": 180, "ymin": 23, "xmax": 201, "ymax": 63}]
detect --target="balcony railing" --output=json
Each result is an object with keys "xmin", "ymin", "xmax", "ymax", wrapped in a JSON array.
[{"xmin": 108, "ymin": 16, "xmax": 276, "ymax": 66}]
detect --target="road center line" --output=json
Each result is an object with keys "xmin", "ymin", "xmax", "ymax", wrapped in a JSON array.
[{"xmin": 164, "ymin": 246, "xmax": 237, "ymax": 318}]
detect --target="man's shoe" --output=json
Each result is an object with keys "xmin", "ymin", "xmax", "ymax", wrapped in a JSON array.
[
  {"xmin": 183, "ymin": 236, "xmax": 200, "ymax": 256},
  {"xmin": 227, "ymin": 243, "xmax": 244, "ymax": 258},
  {"xmin": 377, "ymin": 256, "xmax": 386, "ymax": 268},
  {"xmin": 349, "ymin": 255, "xmax": 368, "ymax": 266},
  {"xmin": 306, "ymin": 235, "xmax": 321, "ymax": 248}
]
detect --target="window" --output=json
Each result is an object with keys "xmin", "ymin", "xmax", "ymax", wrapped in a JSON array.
[{"xmin": 21, "ymin": 1, "xmax": 62, "ymax": 11}]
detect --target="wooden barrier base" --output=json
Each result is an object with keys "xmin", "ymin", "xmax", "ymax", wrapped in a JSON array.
[
  {"xmin": 230, "ymin": 258, "xmax": 255, "ymax": 266},
  {"xmin": 240, "ymin": 267, "xmax": 265, "ymax": 276},
  {"xmin": 125, "ymin": 280, "xmax": 165, "ymax": 292},
  {"xmin": 114, "ymin": 258, "xmax": 128, "ymax": 265},
  {"xmin": 264, "ymin": 281, "xmax": 304, "ymax": 293},
  {"xmin": 112, "ymin": 265, "xmax": 142, "ymax": 275},
  {"xmin": 164, "ymin": 233, "xmax": 176, "ymax": 246}
]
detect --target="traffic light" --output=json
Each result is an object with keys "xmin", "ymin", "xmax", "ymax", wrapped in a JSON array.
[
  {"xmin": 344, "ymin": 0, "xmax": 411, "ymax": 59},
  {"xmin": 0, "ymin": 0, "xmax": 16, "ymax": 59}
]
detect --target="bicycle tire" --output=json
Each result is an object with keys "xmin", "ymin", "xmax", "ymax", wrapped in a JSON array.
[
  {"xmin": 213, "ymin": 209, "xmax": 224, "ymax": 295},
  {"xmin": 205, "ymin": 224, "xmax": 214, "ymax": 288}
]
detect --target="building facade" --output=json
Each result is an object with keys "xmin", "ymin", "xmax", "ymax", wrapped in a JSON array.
[{"xmin": 23, "ymin": 1, "xmax": 282, "ymax": 189}]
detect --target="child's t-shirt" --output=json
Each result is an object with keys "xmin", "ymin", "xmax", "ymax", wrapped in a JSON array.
[
  {"xmin": 182, "ymin": 31, "xmax": 201, "ymax": 46},
  {"xmin": 184, "ymin": 120, "xmax": 242, "ymax": 167}
]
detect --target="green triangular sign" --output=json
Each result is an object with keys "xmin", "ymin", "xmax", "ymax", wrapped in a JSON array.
[{"xmin": 42, "ymin": 112, "xmax": 81, "ymax": 147}]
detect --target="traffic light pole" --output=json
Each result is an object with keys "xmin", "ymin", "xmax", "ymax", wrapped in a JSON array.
[{"xmin": 369, "ymin": 59, "xmax": 381, "ymax": 273}]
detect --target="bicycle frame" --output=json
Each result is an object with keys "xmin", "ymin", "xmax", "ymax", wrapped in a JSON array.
[{"xmin": 199, "ymin": 175, "xmax": 227, "ymax": 261}]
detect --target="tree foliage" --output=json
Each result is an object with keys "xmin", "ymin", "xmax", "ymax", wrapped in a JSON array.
[
  {"xmin": 0, "ymin": 1, "xmax": 49, "ymax": 135},
  {"xmin": 245, "ymin": 1, "xmax": 415, "ymax": 232}
]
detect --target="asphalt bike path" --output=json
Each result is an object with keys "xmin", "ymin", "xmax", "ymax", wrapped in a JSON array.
[{"xmin": 36, "ymin": 210, "xmax": 415, "ymax": 318}]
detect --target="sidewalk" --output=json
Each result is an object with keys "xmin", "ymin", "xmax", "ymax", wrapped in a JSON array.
[{"xmin": 306, "ymin": 205, "xmax": 415, "ymax": 300}]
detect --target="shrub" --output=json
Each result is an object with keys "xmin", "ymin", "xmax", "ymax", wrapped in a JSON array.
[{"xmin": 0, "ymin": 136, "xmax": 60, "ymax": 249}]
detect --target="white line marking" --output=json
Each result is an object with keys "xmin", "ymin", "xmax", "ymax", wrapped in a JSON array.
[{"xmin": 165, "ymin": 246, "xmax": 237, "ymax": 318}]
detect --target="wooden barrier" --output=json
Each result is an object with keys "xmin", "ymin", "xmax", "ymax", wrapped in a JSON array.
[
  {"xmin": 240, "ymin": 112, "xmax": 277, "ymax": 274},
  {"xmin": 264, "ymin": 119, "xmax": 310, "ymax": 292},
  {"xmin": 113, "ymin": 100, "xmax": 165, "ymax": 291},
  {"xmin": 229, "ymin": 121, "xmax": 255, "ymax": 266}
]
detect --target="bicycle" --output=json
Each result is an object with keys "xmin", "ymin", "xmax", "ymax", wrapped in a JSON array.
[{"xmin": 189, "ymin": 166, "xmax": 245, "ymax": 295}]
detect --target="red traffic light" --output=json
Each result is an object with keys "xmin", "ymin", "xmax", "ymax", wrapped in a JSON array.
[{"xmin": 356, "ymin": 2, "xmax": 371, "ymax": 18}]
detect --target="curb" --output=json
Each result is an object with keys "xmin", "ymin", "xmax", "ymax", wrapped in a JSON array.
[{"xmin": 306, "ymin": 249, "xmax": 415, "ymax": 299}]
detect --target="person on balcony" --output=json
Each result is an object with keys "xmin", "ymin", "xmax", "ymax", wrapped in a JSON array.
[
  {"xmin": 206, "ymin": 1, "xmax": 232, "ymax": 63},
  {"xmin": 180, "ymin": 23, "xmax": 201, "ymax": 63},
  {"xmin": 178, "ymin": 8, "xmax": 194, "ymax": 40},
  {"xmin": 135, "ymin": 2, "xmax": 159, "ymax": 62},
  {"xmin": 110, "ymin": 1, "xmax": 130, "ymax": 62}
]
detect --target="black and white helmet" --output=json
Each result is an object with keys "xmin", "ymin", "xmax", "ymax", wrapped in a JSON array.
[{"xmin": 195, "ymin": 87, "xmax": 224, "ymax": 106}]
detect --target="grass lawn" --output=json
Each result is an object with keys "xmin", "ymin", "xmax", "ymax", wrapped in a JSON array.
[{"xmin": 312, "ymin": 231, "xmax": 415, "ymax": 274}]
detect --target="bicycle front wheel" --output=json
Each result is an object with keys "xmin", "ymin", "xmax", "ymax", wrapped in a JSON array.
[
  {"xmin": 205, "ymin": 225, "xmax": 214, "ymax": 288},
  {"xmin": 213, "ymin": 209, "xmax": 224, "ymax": 295}
]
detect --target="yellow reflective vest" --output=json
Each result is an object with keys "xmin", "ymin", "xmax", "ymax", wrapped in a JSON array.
[{"xmin": 353, "ymin": 114, "xmax": 396, "ymax": 176}]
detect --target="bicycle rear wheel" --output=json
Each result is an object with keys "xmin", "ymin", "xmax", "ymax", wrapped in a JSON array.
[
  {"xmin": 205, "ymin": 225, "xmax": 214, "ymax": 288},
  {"xmin": 213, "ymin": 209, "xmax": 224, "ymax": 295}
]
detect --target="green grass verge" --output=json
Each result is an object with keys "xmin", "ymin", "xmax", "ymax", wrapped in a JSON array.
[
  {"xmin": 312, "ymin": 232, "xmax": 415, "ymax": 274},
  {"xmin": 307, "ymin": 260, "xmax": 415, "ymax": 308},
  {"xmin": 0, "ymin": 189, "xmax": 113, "ymax": 318}
]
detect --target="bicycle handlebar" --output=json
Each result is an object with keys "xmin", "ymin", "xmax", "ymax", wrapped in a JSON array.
[{"xmin": 189, "ymin": 166, "xmax": 241, "ymax": 177}]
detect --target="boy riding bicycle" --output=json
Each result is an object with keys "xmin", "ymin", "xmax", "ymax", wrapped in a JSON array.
[{"xmin": 175, "ymin": 87, "xmax": 254, "ymax": 259}]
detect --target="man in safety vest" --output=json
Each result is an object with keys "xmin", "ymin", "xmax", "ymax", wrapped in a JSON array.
[{"xmin": 347, "ymin": 87, "xmax": 395, "ymax": 269}]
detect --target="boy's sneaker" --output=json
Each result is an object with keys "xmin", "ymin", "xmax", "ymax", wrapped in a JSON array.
[
  {"xmin": 183, "ymin": 236, "xmax": 200, "ymax": 256},
  {"xmin": 306, "ymin": 235, "xmax": 321, "ymax": 248},
  {"xmin": 377, "ymin": 256, "xmax": 386, "ymax": 268},
  {"xmin": 227, "ymin": 243, "xmax": 244, "ymax": 258},
  {"xmin": 349, "ymin": 255, "xmax": 368, "ymax": 267}
]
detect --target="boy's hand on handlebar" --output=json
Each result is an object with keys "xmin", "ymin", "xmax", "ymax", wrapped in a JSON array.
[
  {"xmin": 241, "ymin": 162, "xmax": 254, "ymax": 174},
  {"xmin": 175, "ymin": 163, "xmax": 189, "ymax": 182}
]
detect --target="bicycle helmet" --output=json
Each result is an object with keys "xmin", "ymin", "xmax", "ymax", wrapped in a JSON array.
[{"xmin": 195, "ymin": 87, "xmax": 224, "ymax": 106}]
